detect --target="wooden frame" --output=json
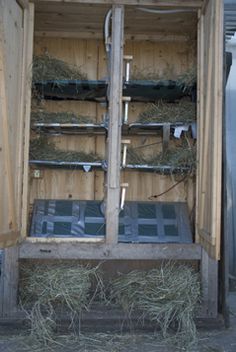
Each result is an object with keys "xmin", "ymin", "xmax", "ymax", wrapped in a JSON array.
[
  {"xmin": 19, "ymin": 240, "xmax": 201, "ymax": 260},
  {"xmin": 32, "ymin": 0, "xmax": 203, "ymax": 8},
  {"xmin": 0, "ymin": 0, "xmax": 223, "ymax": 321}
]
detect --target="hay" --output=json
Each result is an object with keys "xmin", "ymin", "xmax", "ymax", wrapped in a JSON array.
[
  {"xmin": 130, "ymin": 66, "xmax": 196, "ymax": 90},
  {"xmin": 20, "ymin": 264, "xmax": 103, "ymax": 345},
  {"xmin": 177, "ymin": 67, "xmax": 197, "ymax": 91},
  {"xmin": 138, "ymin": 101, "xmax": 196, "ymax": 124},
  {"xmin": 29, "ymin": 136, "xmax": 102, "ymax": 163},
  {"xmin": 110, "ymin": 263, "xmax": 200, "ymax": 350},
  {"xmin": 31, "ymin": 111, "xmax": 95, "ymax": 124},
  {"xmin": 126, "ymin": 142, "xmax": 196, "ymax": 172},
  {"xmin": 32, "ymin": 55, "xmax": 87, "ymax": 82}
]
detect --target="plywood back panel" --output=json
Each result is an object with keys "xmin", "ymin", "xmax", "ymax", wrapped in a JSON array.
[{"xmin": 125, "ymin": 39, "xmax": 196, "ymax": 81}]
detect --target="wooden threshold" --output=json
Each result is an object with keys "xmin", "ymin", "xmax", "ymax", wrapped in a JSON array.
[{"xmin": 19, "ymin": 240, "xmax": 201, "ymax": 260}]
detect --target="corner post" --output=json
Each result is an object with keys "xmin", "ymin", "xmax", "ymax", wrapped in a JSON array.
[{"xmin": 106, "ymin": 5, "xmax": 124, "ymax": 243}]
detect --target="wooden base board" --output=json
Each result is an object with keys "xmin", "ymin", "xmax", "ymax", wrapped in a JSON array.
[{"xmin": 19, "ymin": 241, "xmax": 202, "ymax": 260}]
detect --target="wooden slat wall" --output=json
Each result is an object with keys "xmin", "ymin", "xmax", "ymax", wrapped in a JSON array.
[
  {"xmin": 29, "ymin": 34, "xmax": 196, "ymax": 225},
  {"xmin": 30, "ymin": 37, "xmax": 107, "ymax": 205},
  {"xmin": 196, "ymin": 0, "xmax": 223, "ymax": 260}
]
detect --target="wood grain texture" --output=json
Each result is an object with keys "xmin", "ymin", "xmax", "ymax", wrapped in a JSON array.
[
  {"xmin": 19, "ymin": 240, "xmax": 202, "ymax": 260},
  {"xmin": 196, "ymin": 0, "xmax": 223, "ymax": 260}
]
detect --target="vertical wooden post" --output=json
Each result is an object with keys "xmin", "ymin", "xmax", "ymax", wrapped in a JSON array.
[
  {"xmin": 106, "ymin": 5, "xmax": 124, "ymax": 243},
  {"xmin": 200, "ymin": 248, "xmax": 218, "ymax": 318},
  {"xmin": 0, "ymin": 247, "xmax": 19, "ymax": 317},
  {"xmin": 21, "ymin": 3, "xmax": 35, "ymax": 238}
]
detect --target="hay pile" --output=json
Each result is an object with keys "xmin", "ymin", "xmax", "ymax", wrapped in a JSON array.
[
  {"xmin": 130, "ymin": 66, "xmax": 196, "ymax": 91},
  {"xmin": 138, "ymin": 101, "xmax": 196, "ymax": 124},
  {"xmin": 31, "ymin": 111, "xmax": 94, "ymax": 124},
  {"xmin": 30, "ymin": 136, "xmax": 102, "ymax": 163},
  {"xmin": 20, "ymin": 264, "xmax": 103, "ymax": 345},
  {"xmin": 110, "ymin": 263, "xmax": 200, "ymax": 349},
  {"xmin": 32, "ymin": 55, "xmax": 87, "ymax": 82},
  {"xmin": 126, "ymin": 143, "xmax": 196, "ymax": 171}
]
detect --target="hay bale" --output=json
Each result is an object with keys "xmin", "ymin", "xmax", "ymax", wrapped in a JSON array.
[
  {"xmin": 29, "ymin": 136, "xmax": 102, "ymax": 163},
  {"xmin": 32, "ymin": 55, "xmax": 87, "ymax": 82},
  {"xmin": 31, "ymin": 111, "xmax": 94, "ymax": 124},
  {"xmin": 138, "ymin": 101, "xmax": 196, "ymax": 124},
  {"xmin": 110, "ymin": 263, "xmax": 200, "ymax": 350}
]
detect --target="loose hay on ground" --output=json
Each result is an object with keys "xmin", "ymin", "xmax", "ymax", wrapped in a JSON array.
[
  {"xmin": 20, "ymin": 264, "xmax": 104, "ymax": 345},
  {"xmin": 110, "ymin": 263, "xmax": 200, "ymax": 350}
]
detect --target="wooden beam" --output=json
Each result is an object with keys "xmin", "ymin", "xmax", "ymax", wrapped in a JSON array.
[
  {"xmin": 33, "ymin": 0, "xmax": 203, "ymax": 8},
  {"xmin": 19, "ymin": 241, "xmax": 202, "ymax": 260},
  {"xmin": 34, "ymin": 31, "xmax": 191, "ymax": 42},
  {"xmin": 201, "ymin": 0, "xmax": 210, "ymax": 15},
  {"xmin": 21, "ymin": 3, "xmax": 35, "ymax": 238},
  {"xmin": 0, "ymin": 247, "xmax": 20, "ymax": 317},
  {"xmin": 0, "ymin": 2, "xmax": 17, "ymax": 242},
  {"xmin": 106, "ymin": 5, "xmax": 124, "ymax": 243},
  {"xmin": 0, "ymin": 231, "xmax": 19, "ymax": 247},
  {"xmin": 199, "ymin": 248, "xmax": 218, "ymax": 318}
]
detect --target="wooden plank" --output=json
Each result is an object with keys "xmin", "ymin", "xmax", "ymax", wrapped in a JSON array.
[
  {"xmin": 211, "ymin": 0, "xmax": 223, "ymax": 260},
  {"xmin": 201, "ymin": 0, "xmax": 210, "ymax": 14},
  {"xmin": 199, "ymin": 1, "xmax": 213, "ymax": 228},
  {"xmin": 0, "ymin": 247, "xmax": 20, "ymax": 317},
  {"xmin": 0, "ymin": 0, "xmax": 32, "ymax": 318},
  {"xmin": 0, "ymin": 4, "xmax": 18, "ymax": 243},
  {"xmin": 21, "ymin": 3, "xmax": 35, "ymax": 238},
  {"xmin": 35, "ymin": 31, "xmax": 191, "ymax": 42},
  {"xmin": 195, "ymin": 10, "xmax": 204, "ymax": 243},
  {"xmin": 197, "ymin": 0, "xmax": 224, "ymax": 260},
  {"xmin": 33, "ymin": 0, "xmax": 203, "ymax": 8},
  {"xmin": 0, "ymin": 231, "xmax": 19, "ymax": 247},
  {"xmin": 19, "ymin": 241, "xmax": 202, "ymax": 260},
  {"xmin": 200, "ymin": 248, "xmax": 218, "ymax": 318},
  {"xmin": 106, "ymin": 5, "xmax": 124, "ymax": 243}
]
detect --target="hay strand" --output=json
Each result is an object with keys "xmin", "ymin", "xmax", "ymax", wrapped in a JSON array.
[
  {"xmin": 126, "ymin": 142, "xmax": 196, "ymax": 172},
  {"xmin": 138, "ymin": 101, "xmax": 196, "ymax": 124},
  {"xmin": 29, "ymin": 136, "xmax": 102, "ymax": 163},
  {"xmin": 110, "ymin": 263, "xmax": 200, "ymax": 350},
  {"xmin": 32, "ymin": 55, "xmax": 87, "ymax": 82},
  {"xmin": 31, "ymin": 111, "xmax": 95, "ymax": 124},
  {"xmin": 20, "ymin": 264, "xmax": 104, "ymax": 345}
]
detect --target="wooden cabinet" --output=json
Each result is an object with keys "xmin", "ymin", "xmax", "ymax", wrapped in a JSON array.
[{"xmin": 0, "ymin": 0, "xmax": 224, "ymax": 318}]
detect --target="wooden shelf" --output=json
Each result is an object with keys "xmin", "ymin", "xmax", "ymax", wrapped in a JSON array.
[
  {"xmin": 29, "ymin": 159, "xmax": 104, "ymax": 171},
  {"xmin": 33, "ymin": 79, "xmax": 194, "ymax": 102}
]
